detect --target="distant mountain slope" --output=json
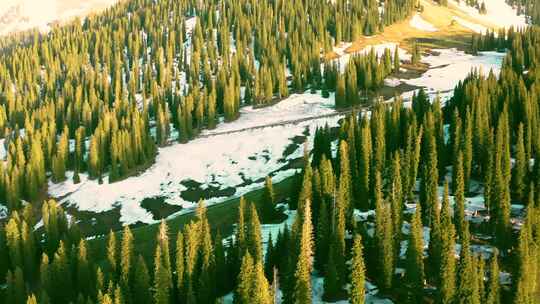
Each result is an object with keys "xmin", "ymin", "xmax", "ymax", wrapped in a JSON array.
[{"xmin": 0, "ymin": 0, "xmax": 119, "ymax": 36}]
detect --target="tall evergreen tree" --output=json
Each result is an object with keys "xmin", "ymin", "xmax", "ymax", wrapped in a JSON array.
[{"xmin": 350, "ymin": 235, "xmax": 366, "ymax": 304}]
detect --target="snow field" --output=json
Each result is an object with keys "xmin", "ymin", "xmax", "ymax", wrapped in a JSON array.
[
  {"xmin": 51, "ymin": 92, "xmax": 342, "ymax": 225},
  {"xmin": 449, "ymin": 0, "xmax": 527, "ymax": 29},
  {"xmin": 400, "ymin": 49, "xmax": 505, "ymax": 103},
  {"xmin": 410, "ymin": 13, "xmax": 438, "ymax": 32}
]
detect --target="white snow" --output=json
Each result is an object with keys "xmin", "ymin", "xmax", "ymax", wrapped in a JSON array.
[
  {"xmin": 0, "ymin": 0, "xmax": 120, "ymax": 36},
  {"xmin": 400, "ymin": 49, "xmax": 505, "ymax": 101},
  {"xmin": 203, "ymin": 92, "xmax": 335, "ymax": 135},
  {"xmin": 51, "ymin": 92, "xmax": 342, "ymax": 225},
  {"xmin": 334, "ymin": 42, "xmax": 410, "ymax": 73},
  {"xmin": 260, "ymin": 209, "xmax": 296, "ymax": 251},
  {"xmin": 354, "ymin": 209, "xmax": 376, "ymax": 222},
  {"xmin": 184, "ymin": 16, "xmax": 197, "ymax": 34},
  {"xmin": 410, "ymin": 13, "xmax": 438, "ymax": 32},
  {"xmin": 312, "ymin": 276, "xmax": 393, "ymax": 304},
  {"xmin": 0, "ymin": 204, "xmax": 7, "ymax": 220},
  {"xmin": 384, "ymin": 78, "xmax": 401, "ymax": 87},
  {"xmin": 0, "ymin": 139, "xmax": 6, "ymax": 160},
  {"xmin": 452, "ymin": 16, "xmax": 488, "ymax": 34},
  {"xmin": 449, "ymin": 0, "xmax": 527, "ymax": 29}
]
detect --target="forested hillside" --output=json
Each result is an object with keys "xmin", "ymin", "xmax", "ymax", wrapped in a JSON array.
[
  {"xmin": 0, "ymin": 0, "xmax": 416, "ymax": 216},
  {"xmin": 1, "ymin": 0, "xmax": 539, "ymax": 303}
]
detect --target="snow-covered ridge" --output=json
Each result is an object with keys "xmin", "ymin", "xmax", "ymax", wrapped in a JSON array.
[{"xmin": 0, "ymin": 0, "xmax": 120, "ymax": 36}]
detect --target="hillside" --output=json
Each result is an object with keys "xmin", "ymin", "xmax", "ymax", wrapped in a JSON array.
[
  {"xmin": 0, "ymin": 0, "xmax": 119, "ymax": 36},
  {"xmin": 0, "ymin": 0, "xmax": 539, "ymax": 304}
]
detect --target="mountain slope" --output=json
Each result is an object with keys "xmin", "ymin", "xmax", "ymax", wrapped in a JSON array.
[{"xmin": 0, "ymin": 0, "xmax": 119, "ymax": 36}]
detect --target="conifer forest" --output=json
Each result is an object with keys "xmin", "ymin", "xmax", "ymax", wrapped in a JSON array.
[{"xmin": 0, "ymin": 0, "xmax": 539, "ymax": 303}]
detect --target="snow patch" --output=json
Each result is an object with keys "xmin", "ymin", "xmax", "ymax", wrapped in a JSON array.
[
  {"xmin": 453, "ymin": 16, "xmax": 488, "ymax": 34},
  {"xmin": 410, "ymin": 13, "xmax": 438, "ymax": 32},
  {"xmin": 401, "ymin": 49, "xmax": 504, "ymax": 101},
  {"xmin": 0, "ymin": 204, "xmax": 7, "ymax": 220}
]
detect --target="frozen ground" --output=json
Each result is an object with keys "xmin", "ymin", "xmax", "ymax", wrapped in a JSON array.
[
  {"xmin": 410, "ymin": 13, "xmax": 438, "ymax": 32},
  {"xmin": 50, "ymin": 92, "xmax": 342, "ymax": 225}
]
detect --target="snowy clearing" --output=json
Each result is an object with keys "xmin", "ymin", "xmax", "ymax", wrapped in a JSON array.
[
  {"xmin": 449, "ymin": 0, "xmax": 527, "ymax": 29},
  {"xmin": 50, "ymin": 92, "xmax": 342, "ymax": 225},
  {"xmin": 410, "ymin": 13, "xmax": 438, "ymax": 32},
  {"xmin": 400, "ymin": 49, "xmax": 504, "ymax": 102}
]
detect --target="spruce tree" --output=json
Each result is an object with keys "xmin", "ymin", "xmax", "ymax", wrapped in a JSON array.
[
  {"xmin": 438, "ymin": 183, "xmax": 456, "ymax": 304},
  {"xmin": 235, "ymin": 252, "xmax": 254, "ymax": 304},
  {"xmin": 120, "ymin": 226, "xmax": 134, "ymax": 296},
  {"xmin": 406, "ymin": 203, "xmax": 425, "ymax": 301},
  {"xmin": 485, "ymin": 250, "xmax": 500, "ymax": 304},
  {"xmin": 350, "ymin": 235, "xmax": 366, "ymax": 304},
  {"xmin": 456, "ymin": 222, "xmax": 476, "ymax": 303},
  {"xmin": 133, "ymin": 256, "xmax": 152, "ymax": 304},
  {"xmin": 293, "ymin": 199, "xmax": 313, "ymax": 304}
]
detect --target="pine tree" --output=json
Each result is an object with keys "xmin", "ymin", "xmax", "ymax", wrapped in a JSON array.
[
  {"xmin": 393, "ymin": 45, "xmax": 401, "ymax": 73},
  {"xmin": 120, "ymin": 226, "xmax": 134, "ymax": 296},
  {"xmin": 153, "ymin": 245, "xmax": 170, "ymax": 304},
  {"xmin": 323, "ymin": 244, "xmax": 341, "ymax": 301},
  {"xmin": 335, "ymin": 74, "xmax": 346, "ymax": 108},
  {"xmin": 261, "ymin": 176, "xmax": 277, "ymax": 221},
  {"xmin": 350, "ymin": 235, "xmax": 366, "ymax": 304},
  {"xmin": 76, "ymin": 240, "xmax": 91, "ymax": 297},
  {"xmin": 294, "ymin": 199, "xmax": 313, "ymax": 304},
  {"xmin": 406, "ymin": 203, "xmax": 425, "ymax": 301},
  {"xmin": 235, "ymin": 252, "xmax": 254, "ymax": 304},
  {"xmin": 485, "ymin": 250, "xmax": 500, "ymax": 304},
  {"xmin": 438, "ymin": 183, "xmax": 456, "ymax": 304},
  {"xmin": 248, "ymin": 203, "xmax": 264, "ymax": 264},
  {"xmin": 133, "ymin": 256, "xmax": 152, "ymax": 304},
  {"xmin": 251, "ymin": 261, "xmax": 273, "ymax": 304},
  {"xmin": 512, "ymin": 124, "xmax": 527, "ymax": 202},
  {"xmin": 26, "ymin": 294, "xmax": 37, "ymax": 304},
  {"xmin": 51, "ymin": 241, "xmax": 73, "ymax": 303},
  {"xmin": 453, "ymin": 152, "xmax": 466, "ymax": 241},
  {"xmin": 374, "ymin": 171, "xmax": 394, "ymax": 291},
  {"xmin": 175, "ymin": 232, "xmax": 185, "ymax": 300},
  {"xmin": 107, "ymin": 230, "xmax": 117, "ymax": 277},
  {"xmin": 456, "ymin": 222, "xmax": 476, "ymax": 304}
]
